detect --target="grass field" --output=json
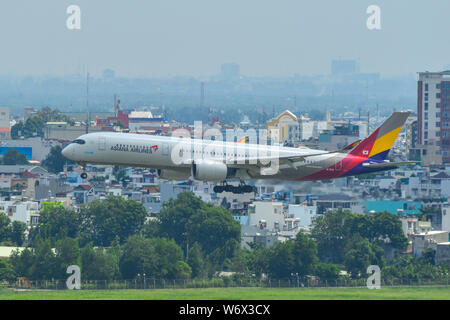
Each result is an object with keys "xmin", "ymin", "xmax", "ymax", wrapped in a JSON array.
[{"xmin": 1, "ymin": 286, "xmax": 450, "ymax": 300}]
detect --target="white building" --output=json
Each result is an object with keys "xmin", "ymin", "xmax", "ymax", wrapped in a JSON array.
[
  {"xmin": 401, "ymin": 172, "xmax": 450, "ymax": 199},
  {"xmin": 288, "ymin": 202, "xmax": 317, "ymax": 227},
  {"xmin": 248, "ymin": 201, "xmax": 286, "ymax": 232},
  {"xmin": 0, "ymin": 199, "xmax": 39, "ymax": 226},
  {"xmin": 400, "ymin": 217, "xmax": 431, "ymax": 237},
  {"xmin": 412, "ymin": 230, "xmax": 449, "ymax": 257},
  {"xmin": 298, "ymin": 116, "xmax": 328, "ymax": 141},
  {"xmin": 442, "ymin": 204, "xmax": 450, "ymax": 233}
]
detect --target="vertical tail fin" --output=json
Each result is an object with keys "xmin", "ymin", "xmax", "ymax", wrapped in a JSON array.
[{"xmin": 349, "ymin": 111, "xmax": 410, "ymax": 160}]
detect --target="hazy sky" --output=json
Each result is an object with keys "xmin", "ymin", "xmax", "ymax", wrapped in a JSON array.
[{"xmin": 0, "ymin": 0, "xmax": 449, "ymax": 77}]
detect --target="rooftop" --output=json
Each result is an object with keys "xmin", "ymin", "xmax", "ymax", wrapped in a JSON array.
[
  {"xmin": 431, "ymin": 172, "xmax": 450, "ymax": 179},
  {"xmin": 317, "ymin": 193, "xmax": 354, "ymax": 201},
  {"xmin": 0, "ymin": 246, "xmax": 25, "ymax": 258},
  {"xmin": 414, "ymin": 230, "xmax": 449, "ymax": 236}
]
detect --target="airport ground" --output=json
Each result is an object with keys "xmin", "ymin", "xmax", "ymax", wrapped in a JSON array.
[{"xmin": 1, "ymin": 286, "xmax": 450, "ymax": 300}]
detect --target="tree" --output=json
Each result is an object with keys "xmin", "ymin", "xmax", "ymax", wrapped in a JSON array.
[
  {"xmin": 343, "ymin": 234, "xmax": 384, "ymax": 278},
  {"xmin": 54, "ymin": 237, "xmax": 81, "ymax": 279},
  {"xmin": 158, "ymin": 192, "xmax": 243, "ymax": 274},
  {"xmin": 11, "ymin": 116, "xmax": 44, "ymax": 139},
  {"xmin": 311, "ymin": 210, "xmax": 407, "ymax": 265},
  {"xmin": 0, "ymin": 213, "xmax": 26, "ymax": 246},
  {"xmin": 9, "ymin": 221, "xmax": 26, "ymax": 246},
  {"xmin": 174, "ymin": 261, "xmax": 192, "ymax": 280},
  {"xmin": 10, "ymin": 248, "xmax": 35, "ymax": 279},
  {"xmin": 220, "ymin": 197, "xmax": 231, "ymax": 210},
  {"xmin": 79, "ymin": 196, "xmax": 148, "ymax": 246},
  {"xmin": 119, "ymin": 236, "xmax": 186, "ymax": 279},
  {"xmin": 30, "ymin": 238, "xmax": 57, "ymax": 280},
  {"xmin": 311, "ymin": 209, "xmax": 352, "ymax": 263},
  {"xmin": 157, "ymin": 192, "xmax": 204, "ymax": 247},
  {"xmin": 420, "ymin": 249, "xmax": 436, "ymax": 266},
  {"xmin": 263, "ymin": 233, "xmax": 320, "ymax": 279},
  {"xmin": 224, "ymin": 247, "xmax": 249, "ymax": 274},
  {"xmin": 0, "ymin": 212, "xmax": 11, "ymax": 244},
  {"xmin": 34, "ymin": 207, "xmax": 80, "ymax": 244},
  {"xmin": 11, "ymin": 108, "xmax": 74, "ymax": 140},
  {"xmin": 2, "ymin": 148, "xmax": 28, "ymax": 165},
  {"xmin": 244, "ymin": 247, "xmax": 270, "ymax": 279},
  {"xmin": 81, "ymin": 243, "xmax": 120, "ymax": 280},
  {"xmin": 42, "ymin": 145, "xmax": 74, "ymax": 173},
  {"xmin": 292, "ymin": 232, "xmax": 319, "ymax": 277},
  {"xmin": 11, "ymin": 122, "xmax": 24, "ymax": 140},
  {"xmin": 187, "ymin": 204, "xmax": 241, "ymax": 256},
  {"xmin": 119, "ymin": 235, "xmax": 155, "ymax": 280},
  {"xmin": 371, "ymin": 211, "xmax": 408, "ymax": 250},
  {"xmin": 141, "ymin": 219, "xmax": 161, "ymax": 239},
  {"xmin": 266, "ymin": 241, "xmax": 296, "ymax": 279},
  {"xmin": 187, "ymin": 243, "xmax": 205, "ymax": 278},
  {"xmin": 150, "ymin": 237, "xmax": 186, "ymax": 279},
  {"xmin": 314, "ymin": 263, "xmax": 340, "ymax": 281},
  {"xmin": 158, "ymin": 192, "xmax": 240, "ymax": 269},
  {"xmin": 0, "ymin": 258, "xmax": 16, "ymax": 282}
]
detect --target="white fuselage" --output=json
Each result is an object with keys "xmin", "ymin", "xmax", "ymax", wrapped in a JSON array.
[{"xmin": 62, "ymin": 132, "xmax": 338, "ymax": 181}]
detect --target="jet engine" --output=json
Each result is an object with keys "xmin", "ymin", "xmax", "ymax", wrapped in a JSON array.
[
  {"xmin": 157, "ymin": 169, "xmax": 191, "ymax": 181},
  {"xmin": 192, "ymin": 160, "xmax": 228, "ymax": 181}
]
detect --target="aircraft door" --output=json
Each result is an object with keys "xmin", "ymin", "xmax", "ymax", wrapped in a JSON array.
[
  {"xmin": 335, "ymin": 160, "xmax": 342, "ymax": 171},
  {"xmin": 98, "ymin": 137, "xmax": 106, "ymax": 151},
  {"xmin": 162, "ymin": 143, "xmax": 170, "ymax": 156}
]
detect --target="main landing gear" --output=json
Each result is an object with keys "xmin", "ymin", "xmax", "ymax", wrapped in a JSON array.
[{"xmin": 213, "ymin": 182, "xmax": 256, "ymax": 194}]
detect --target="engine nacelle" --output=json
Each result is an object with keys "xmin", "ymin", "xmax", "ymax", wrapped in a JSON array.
[
  {"xmin": 192, "ymin": 160, "xmax": 228, "ymax": 181},
  {"xmin": 157, "ymin": 169, "xmax": 191, "ymax": 181}
]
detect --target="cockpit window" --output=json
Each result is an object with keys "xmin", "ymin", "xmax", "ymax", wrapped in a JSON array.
[{"xmin": 72, "ymin": 139, "xmax": 86, "ymax": 145}]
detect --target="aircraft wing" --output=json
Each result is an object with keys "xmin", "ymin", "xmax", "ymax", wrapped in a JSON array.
[{"xmin": 227, "ymin": 151, "xmax": 330, "ymax": 170}]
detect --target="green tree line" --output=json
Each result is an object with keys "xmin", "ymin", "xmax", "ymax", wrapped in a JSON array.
[{"xmin": 1, "ymin": 193, "xmax": 449, "ymax": 283}]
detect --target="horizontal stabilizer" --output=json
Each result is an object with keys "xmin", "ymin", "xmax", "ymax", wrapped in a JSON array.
[{"xmin": 362, "ymin": 161, "xmax": 419, "ymax": 168}]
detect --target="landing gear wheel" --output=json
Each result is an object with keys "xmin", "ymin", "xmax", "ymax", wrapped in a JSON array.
[
  {"xmin": 81, "ymin": 172, "xmax": 88, "ymax": 179},
  {"xmin": 214, "ymin": 182, "xmax": 255, "ymax": 194},
  {"xmin": 213, "ymin": 183, "xmax": 232, "ymax": 193},
  {"xmin": 231, "ymin": 186, "xmax": 241, "ymax": 194},
  {"xmin": 243, "ymin": 185, "xmax": 254, "ymax": 193}
]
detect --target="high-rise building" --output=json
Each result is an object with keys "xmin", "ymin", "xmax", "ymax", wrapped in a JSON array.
[{"xmin": 417, "ymin": 71, "xmax": 450, "ymax": 164}]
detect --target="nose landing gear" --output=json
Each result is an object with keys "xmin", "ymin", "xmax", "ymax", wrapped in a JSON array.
[{"xmin": 79, "ymin": 162, "xmax": 88, "ymax": 180}]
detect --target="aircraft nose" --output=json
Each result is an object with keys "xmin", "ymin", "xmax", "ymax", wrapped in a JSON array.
[{"xmin": 62, "ymin": 145, "xmax": 72, "ymax": 159}]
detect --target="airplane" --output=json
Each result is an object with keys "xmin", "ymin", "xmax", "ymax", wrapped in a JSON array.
[{"xmin": 62, "ymin": 111, "xmax": 417, "ymax": 194}]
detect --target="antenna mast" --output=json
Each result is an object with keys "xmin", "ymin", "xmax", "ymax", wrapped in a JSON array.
[{"xmin": 86, "ymin": 72, "xmax": 90, "ymax": 134}]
